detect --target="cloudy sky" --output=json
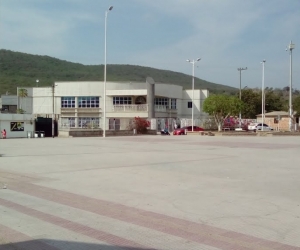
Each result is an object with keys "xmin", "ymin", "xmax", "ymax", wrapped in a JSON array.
[{"xmin": 0, "ymin": 0, "xmax": 299, "ymax": 89}]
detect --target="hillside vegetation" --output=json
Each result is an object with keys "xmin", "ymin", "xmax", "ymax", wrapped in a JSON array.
[{"xmin": 0, "ymin": 49, "xmax": 237, "ymax": 95}]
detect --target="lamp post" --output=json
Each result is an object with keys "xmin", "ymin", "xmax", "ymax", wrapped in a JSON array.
[
  {"xmin": 52, "ymin": 84, "xmax": 57, "ymax": 138},
  {"xmin": 36, "ymin": 79, "xmax": 39, "ymax": 87},
  {"xmin": 261, "ymin": 60, "xmax": 266, "ymax": 131},
  {"xmin": 237, "ymin": 67, "xmax": 247, "ymax": 128},
  {"xmin": 186, "ymin": 58, "xmax": 201, "ymax": 132},
  {"xmin": 103, "ymin": 5, "xmax": 113, "ymax": 138},
  {"xmin": 287, "ymin": 41, "xmax": 295, "ymax": 131}
]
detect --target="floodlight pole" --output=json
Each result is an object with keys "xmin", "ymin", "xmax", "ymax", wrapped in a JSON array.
[
  {"xmin": 261, "ymin": 60, "xmax": 266, "ymax": 131},
  {"xmin": 237, "ymin": 67, "xmax": 247, "ymax": 128},
  {"xmin": 103, "ymin": 6, "xmax": 113, "ymax": 138},
  {"xmin": 186, "ymin": 58, "xmax": 201, "ymax": 132},
  {"xmin": 52, "ymin": 84, "xmax": 56, "ymax": 138},
  {"xmin": 287, "ymin": 41, "xmax": 295, "ymax": 132}
]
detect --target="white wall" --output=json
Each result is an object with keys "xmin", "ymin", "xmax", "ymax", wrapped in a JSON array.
[
  {"xmin": 0, "ymin": 114, "xmax": 34, "ymax": 138},
  {"xmin": 1, "ymin": 95, "xmax": 18, "ymax": 105},
  {"xmin": 155, "ymin": 84, "xmax": 183, "ymax": 99},
  {"xmin": 17, "ymin": 82, "xmax": 209, "ymax": 122},
  {"xmin": 180, "ymin": 90, "xmax": 199, "ymax": 118}
]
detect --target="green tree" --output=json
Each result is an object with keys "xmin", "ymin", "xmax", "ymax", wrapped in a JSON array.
[
  {"xmin": 16, "ymin": 108, "xmax": 26, "ymax": 114},
  {"xmin": 265, "ymin": 90, "xmax": 284, "ymax": 112},
  {"xmin": 240, "ymin": 89, "xmax": 261, "ymax": 119},
  {"xmin": 203, "ymin": 94, "xmax": 243, "ymax": 131},
  {"xmin": 18, "ymin": 88, "xmax": 28, "ymax": 110},
  {"xmin": 293, "ymin": 96, "xmax": 300, "ymax": 116}
]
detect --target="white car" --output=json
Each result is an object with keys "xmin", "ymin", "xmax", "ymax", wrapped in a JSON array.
[{"xmin": 248, "ymin": 123, "xmax": 273, "ymax": 132}]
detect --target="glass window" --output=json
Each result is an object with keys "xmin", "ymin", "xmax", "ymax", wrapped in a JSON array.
[
  {"xmin": 171, "ymin": 99, "xmax": 176, "ymax": 109},
  {"xmin": 78, "ymin": 117, "xmax": 100, "ymax": 128},
  {"xmin": 155, "ymin": 98, "xmax": 168, "ymax": 108},
  {"xmin": 60, "ymin": 117, "xmax": 75, "ymax": 128},
  {"xmin": 61, "ymin": 97, "xmax": 75, "ymax": 108},
  {"xmin": 113, "ymin": 97, "xmax": 132, "ymax": 105},
  {"xmin": 188, "ymin": 102, "xmax": 192, "ymax": 108},
  {"xmin": 78, "ymin": 97, "xmax": 99, "ymax": 108}
]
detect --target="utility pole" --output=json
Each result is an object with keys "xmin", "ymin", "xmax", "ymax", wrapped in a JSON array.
[
  {"xmin": 237, "ymin": 67, "xmax": 247, "ymax": 128},
  {"xmin": 287, "ymin": 41, "xmax": 295, "ymax": 131},
  {"xmin": 52, "ymin": 84, "xmax": 57, "ymax": 138},
  {"xmin": 186, "ymin": 58, "xmax": 201, "ymax": 132},
  {"xmin": 261, "ymin": 60, "xmax": 266, "ymax": 131}
]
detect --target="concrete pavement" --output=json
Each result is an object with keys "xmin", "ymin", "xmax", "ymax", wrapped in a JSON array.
[{"xmin": 0, "ymin": 135, "xmax": 300, "ymax": 250}]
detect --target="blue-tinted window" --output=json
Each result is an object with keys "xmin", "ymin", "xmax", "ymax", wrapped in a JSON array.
[
  {"xmin": 78, "ymin": 97, "xmax": 99, "ymax": 108},
  {"xmin": 113, "ymin": 97, "xmax": 132, "ymax": 105},
  {"xmin": 61, "ymin": 97, "xmax": 75, "ymax": 108}
]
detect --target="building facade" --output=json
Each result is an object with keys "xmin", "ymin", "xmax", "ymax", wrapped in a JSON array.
[
  {"xmin": 0, "ymin": 113, "xmax": 34, "ymax": 138},
  {"xmin": 256, "ymin": 111, "xmax": 299, "ymax": 131},
  {"xmin": 0, "ymin": 95, "xmax": 18, "ymax": 113},
  {"xmin": 18, "ymin": 80, "xmax": 209, "ymax": 133}
]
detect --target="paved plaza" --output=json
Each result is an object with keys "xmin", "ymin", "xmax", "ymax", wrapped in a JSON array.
[{"xmin": 0, "ymin": 135, "xmax": 300, "ymax": 250}]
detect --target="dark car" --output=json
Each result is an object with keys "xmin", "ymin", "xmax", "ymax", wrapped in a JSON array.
[{"xmin": 173, "ymin": 126, "xmax": 204, "ymax": 135}]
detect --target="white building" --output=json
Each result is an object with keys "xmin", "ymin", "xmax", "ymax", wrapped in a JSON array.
[
  {"xmin": 0, "ymin": 113, "xmax": 34, "ymax": 138},
  {"xmin": 18, "ymin": 79, "xmax": 209, "ymax": 134},
  {"xmin": 0, "ymin": 95, "xmax": 18, "ymax": 113}
]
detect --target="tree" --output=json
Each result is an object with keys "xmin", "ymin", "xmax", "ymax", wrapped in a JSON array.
[
  {"xmin": 265, "ymin": 90, "xmax": 284, "ymax": 112},
  {"xmin": 293, "ymin": 96, "xmax": 300, "ymax": 117},
  {"xmin": 240, "ymin": 89, "xmax": 261, "ymax": 119},
  {"xmin": 18, "ymin": 88, "xmax": 28, "ymax": 111},
  {"xmin": 16, "ymin": 108, "xmax": 26, "ymax": 114},
  {"xmin": 203, "ymin": 94, "xmax": 243, "ymax": 131}
]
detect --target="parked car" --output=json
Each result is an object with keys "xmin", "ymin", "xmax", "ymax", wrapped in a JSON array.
[
  {"xmin": 173, "ymin": 126, "xmax": 204, "ymax": 135},
  {"xmin": 248, "ymin": 123, "xmax": 273, "ymax": 132}
]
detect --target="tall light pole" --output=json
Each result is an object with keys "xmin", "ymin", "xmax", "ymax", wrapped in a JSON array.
[
  {"xmin": 103, "ymin": 5, "xmax": 113, "ymax": 138},
  {"xmin": 237, "ymin": 67, "xmax": 247, "ymax": 128},
  {"xmin": 261, "ymin": 60, "xmax": 266, "ymax": 131},
  {"xmin": 52, "ymin": 84, "xmax": 57, "ymax": 138},
  {"xmin": 287, "ymin": 41, "xmax": 295, "ymax": 131},
  {"xmin": 36, "ymin": 79, "xmax": 39, "ymax": 87},
  {"xmin": 186, "ymin": 58, "xmax": 201, "ymax": 132}
]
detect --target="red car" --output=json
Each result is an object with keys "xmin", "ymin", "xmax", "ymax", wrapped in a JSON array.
[{"xmin": 173, "ymin": 126, "xmax": 204, "ymax": 135}]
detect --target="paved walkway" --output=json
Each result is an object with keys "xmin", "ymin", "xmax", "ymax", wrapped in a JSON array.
[{"xmin": 0, "ymin": 136, "xmax": 300, "ymax": 250}]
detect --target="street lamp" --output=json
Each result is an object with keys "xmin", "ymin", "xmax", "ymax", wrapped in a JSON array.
[
  {"xmin": 237, "ymin": 67, "xmax": 247, "ymax": 127},
  {"xmin": 36, "ymin": 79, "xmax": 39, "ymax": 87},
  {"xmin": 261, "ymin": 60, "xmax": 266, "ymax": 131},
  {"xmin": 186, "ymin": 58, "xmax": 201, "ymax": 132},
  {"xmin": 287, "ymin": 41, "xmax": 295, "ymax": 131},
  {"xmin": 52, "ymin": 83, "xmax": 57, "ymax": 138},
  {"xmin": 103, "ymin": 5, "xmax": 113, "ymax": 138}
]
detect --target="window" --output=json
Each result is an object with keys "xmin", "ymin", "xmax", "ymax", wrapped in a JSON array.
[
  {"xmin": 78, "ymin": 97, "xmax": 99, "ymax": 108},
  {"xmin": 188, "ymin": 102, "xmax": 192, "ymax": 108},
  {"xmin": 78, "ymin": 117, "xmax": 99, "ymax": 128},
  {"xmin": 113, "ymin": 97, "xmax": 132, "ymax": 105},
  {"xmin": 155, "ymin": 98, "xmax": 168, "ymax": 108},
  {"xmin": 171, "ymin": 99, "xmax": 177, "ymax": 109},
  {"xmin": 61, "ymin": 97, "xmax": 75, "ymax": 108},
  {"xmin": 109, "ymin": 118, "xmax": 120, "ymax": 130},
  {"xmin": 60, "ymin": 117, "xmax": 75, "ymax": 128}
]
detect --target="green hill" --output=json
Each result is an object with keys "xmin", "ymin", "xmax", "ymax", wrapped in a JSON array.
[{"xmin": 0, "ymin": 49, "xmax": 237, "ymax": 95}]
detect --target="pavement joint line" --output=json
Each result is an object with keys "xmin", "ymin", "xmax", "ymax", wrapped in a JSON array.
[
  {"xmin": 4, "ymin": 181, "xmax": 300, "ymax": 250},
  {"xmin": 0, "ymin": 198, "xmax": 155, "ymax": 250}
]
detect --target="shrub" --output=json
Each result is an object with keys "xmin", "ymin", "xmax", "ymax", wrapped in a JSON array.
[{"xmin": 131, "ymin": 117, "xmax": 150, "ymax": 134}]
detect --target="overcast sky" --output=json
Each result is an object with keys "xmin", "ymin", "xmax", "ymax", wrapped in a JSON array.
[{"xmin": 0, "ymin": 0, "xmax": 299, "ymax": 89}]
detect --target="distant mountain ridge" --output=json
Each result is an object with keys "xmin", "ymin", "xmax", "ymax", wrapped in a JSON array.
[{"xmin": 0, "ymin": 49, "xmax": 237, "ymax": 95}]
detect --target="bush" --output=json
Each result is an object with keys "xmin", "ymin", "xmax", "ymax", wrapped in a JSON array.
[{"xmin": 131, "ymin": 117, "xmax": 150, "ymax": 134}]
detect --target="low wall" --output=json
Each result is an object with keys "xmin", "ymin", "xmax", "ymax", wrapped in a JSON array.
[
  {"xmin": 58, "ymin": 129, "xmax": 157, "ymax": 137},
  {"xmin": 198, "ymin": 131, "xmax": 300, "ymax": 137}
]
